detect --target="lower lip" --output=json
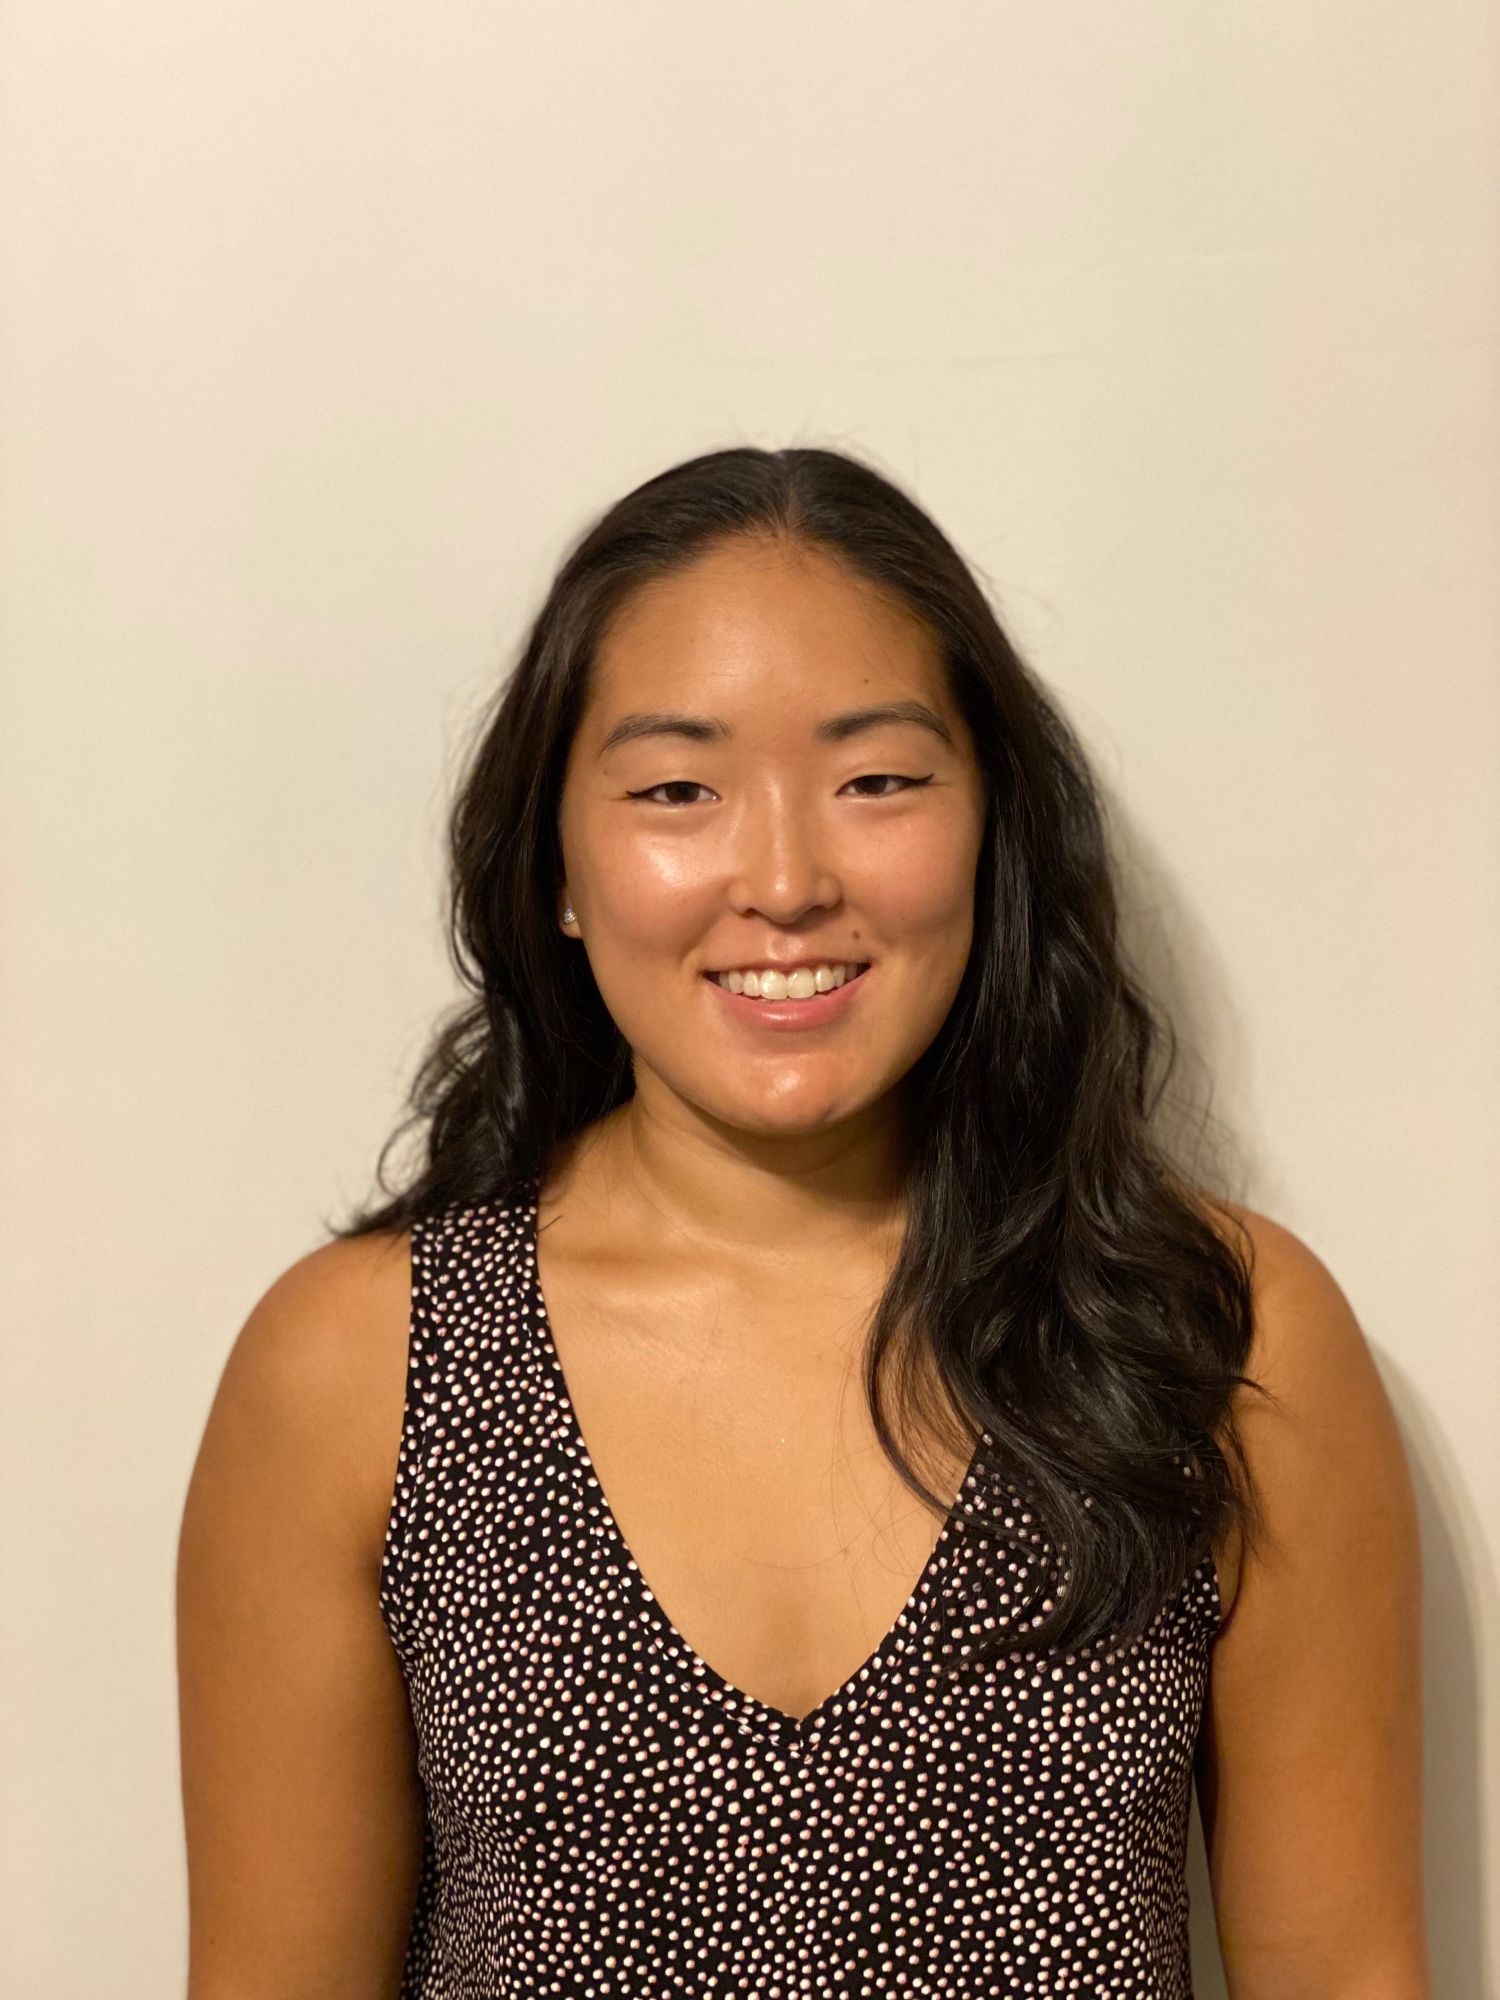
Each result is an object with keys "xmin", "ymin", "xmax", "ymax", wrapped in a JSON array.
[{"xmin": 702, "ymin": 964, "xmax": 873, "ymax": 1030}]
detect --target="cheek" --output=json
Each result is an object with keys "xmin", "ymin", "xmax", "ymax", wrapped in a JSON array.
[
  {"xmin": 587, "ymin": 835, "xmax": 716, "ymax": 951},
  {"xmin": 853, "ymin": 820, "xmax": 977, "ymax": 944}
]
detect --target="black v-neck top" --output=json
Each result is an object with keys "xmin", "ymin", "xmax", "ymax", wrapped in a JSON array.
[{"xmin": 378, "ymin": 1184, "xmax": 1223, "ymax": 1997}]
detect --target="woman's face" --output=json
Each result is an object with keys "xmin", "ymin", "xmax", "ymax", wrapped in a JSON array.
[{"xmin": 556, "ymin": 535, "xmax": 988, "ymax": 1145}]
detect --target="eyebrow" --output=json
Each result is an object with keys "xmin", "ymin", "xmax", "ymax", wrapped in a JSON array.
[{"xmin": 598, "ymin": 699, "xmax": 955, "ymax": 756}]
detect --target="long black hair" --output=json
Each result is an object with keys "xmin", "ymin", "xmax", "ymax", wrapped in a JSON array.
[{"xmin": 327, "ymin": 444, "xmax": 1269, "ymax": 1668}]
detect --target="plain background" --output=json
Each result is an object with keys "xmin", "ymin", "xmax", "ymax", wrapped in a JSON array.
[{"xmin": 2, "ymin": 4, "xmax": 1496, "ymax": 1992}]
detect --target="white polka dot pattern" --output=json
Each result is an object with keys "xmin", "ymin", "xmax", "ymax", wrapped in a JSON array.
[{"xmin": 378, "ymin": 1183, "xmax": 1223, "ymax": 1997}]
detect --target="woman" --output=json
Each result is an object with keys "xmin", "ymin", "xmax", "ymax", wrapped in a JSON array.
[{"xmin": 177, "ymin": 446, "xmax": 1428, "ymax": 1996}]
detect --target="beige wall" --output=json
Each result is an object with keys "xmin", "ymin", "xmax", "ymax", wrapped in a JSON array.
[{"xmin": 3, "ymin": 4, "xmax": 1495, "ymax": 1991}]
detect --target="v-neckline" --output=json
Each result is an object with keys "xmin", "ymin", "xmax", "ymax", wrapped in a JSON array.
[{"xmin": 519, "ymin": 1177, "xmax": 987, "ymax": 1748}]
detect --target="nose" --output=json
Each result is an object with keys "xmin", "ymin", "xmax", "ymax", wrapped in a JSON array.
[{"xmin": 723, "ymin": 793, "xmax": 843, "ymax": 928}]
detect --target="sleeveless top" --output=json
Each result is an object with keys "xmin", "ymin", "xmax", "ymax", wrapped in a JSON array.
[{"xmin": 378, "ymin": 1183, "xmax": 1224, "ymax": 1998}]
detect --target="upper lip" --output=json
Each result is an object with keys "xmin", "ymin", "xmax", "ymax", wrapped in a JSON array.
[{"xmin": 705, "ymin": 954, "xmax": 871, "ymax": 974}]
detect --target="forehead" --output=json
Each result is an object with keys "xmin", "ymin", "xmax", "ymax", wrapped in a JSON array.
[{"xmin": 589, "ymin": 537, "xmax": 946, "ymax": 713}]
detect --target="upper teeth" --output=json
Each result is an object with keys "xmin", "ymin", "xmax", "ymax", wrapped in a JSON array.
[{"xmin": 713, "ymin": 963, "xmax": 865, "ymax": 999}]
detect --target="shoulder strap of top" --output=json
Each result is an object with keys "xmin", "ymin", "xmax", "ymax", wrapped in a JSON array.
[{"xmin": 376, "ymin": 1191, "xmax": 536, "ymax": 1671}]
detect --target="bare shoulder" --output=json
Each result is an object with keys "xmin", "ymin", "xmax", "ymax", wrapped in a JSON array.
[
  {"xmin": 177, "ymin": 1227, "xmax": 424, "ymax": 1989},
  {"xmin": 1176, "ymin": 1197, "xmax": 1430, "ymax": 1979},
  {"xmin": 1201, "ymin": 1195, "xmax": 1384, "ymax": 1408},
  {"xmin": 248, "ymin": 1224, "xmax": 412, "ymax": 1342},
  {"xmin": 1186, "ymin": 1192, "xmax": 1414, "ymax": 1627},
  {"xmin": 193, "ymin": 1226, "xmax": 414, "ymax": 1574}
]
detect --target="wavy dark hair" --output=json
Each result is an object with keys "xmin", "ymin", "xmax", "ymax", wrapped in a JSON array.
[{"xmin": 328, "ymin": 443, "xmax": 1270, "ymax": 1671}]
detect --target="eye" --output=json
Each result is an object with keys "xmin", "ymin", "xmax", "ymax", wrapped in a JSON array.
[
  {"xmin": 843, "ymin": 774, "xmax": 934, "ymax": 798},
  {"xmin": 624, "ymin": 774, "xmax": 934, "ymax": 807},
  {"xmin": 625, "ymin": 782, "xmax": 715, "ymax": 807}
]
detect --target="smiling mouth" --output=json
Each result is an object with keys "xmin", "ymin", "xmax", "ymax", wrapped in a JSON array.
[
  {"xmin": 700, "ymin": 965, "xmax": 875, "ymax": 1017},
  {"xmin": 702, "ymin": 962, "xmax": 872, "ymax": 992}
]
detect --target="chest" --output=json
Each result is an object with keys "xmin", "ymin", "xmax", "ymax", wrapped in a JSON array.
[{"xmin": 532, "ymin": 1226, "xmax": 978, "ymax": 1724}]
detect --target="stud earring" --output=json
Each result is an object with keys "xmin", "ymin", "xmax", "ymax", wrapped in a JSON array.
[{"xmin": 562, "ymin": 906, "xmax": 575, "ymax": 924}]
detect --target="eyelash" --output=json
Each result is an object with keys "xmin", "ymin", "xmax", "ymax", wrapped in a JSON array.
[{"xmin": 625, "ymin": 774, "xmax": 935, "ymax": 807}]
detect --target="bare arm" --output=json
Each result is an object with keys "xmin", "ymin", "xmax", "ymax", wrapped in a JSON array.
[
  {"xmin": 176, "ymin": 1231, "xmax": 422, "ymax": 1998},
  {"xmin": 1198, "ymin": 1208, "xmax": 1429, "ymax": 1997}
]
